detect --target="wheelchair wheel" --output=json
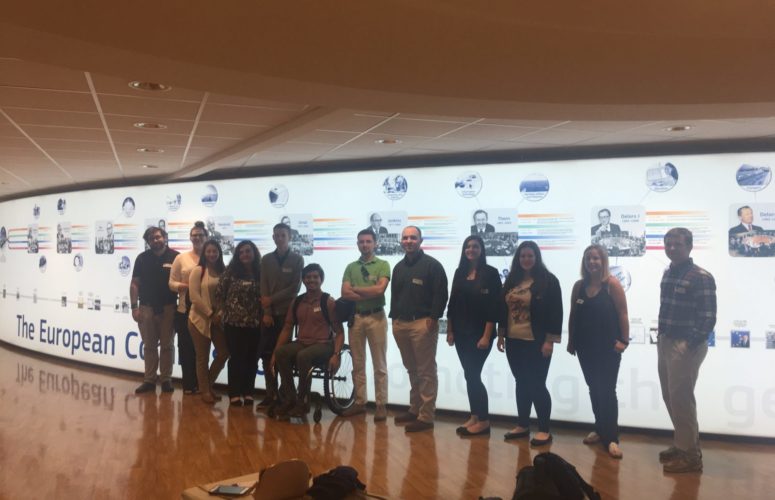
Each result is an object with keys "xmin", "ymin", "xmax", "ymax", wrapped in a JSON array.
[{"xmin": 324, "ymin": 344, "xmax": 355, "ymax": 415}]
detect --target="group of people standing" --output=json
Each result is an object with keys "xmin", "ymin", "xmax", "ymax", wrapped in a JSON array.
[{"xmin": 129, "ymin": 220, "xmax": 715, "ymax": 474}]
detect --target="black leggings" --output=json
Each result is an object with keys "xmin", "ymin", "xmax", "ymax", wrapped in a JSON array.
[
  {"xmin": 505, "ymin": 338, "xmax": 552, "ymax": 432},
  {"xmin": 454, "ymin": 333, "xmax": 494, "ymax": 420},
  {"xmin": 223, "ymin": 324, "xmax": 260, "ymax": 398}
]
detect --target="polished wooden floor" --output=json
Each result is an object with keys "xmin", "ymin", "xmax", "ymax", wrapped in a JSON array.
[{"xmin": 1, "ymin": 344, "xmax": 773, "ymax": 500}]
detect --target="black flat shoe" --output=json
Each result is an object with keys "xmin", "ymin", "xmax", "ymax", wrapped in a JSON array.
[
  {"xmin": 530, "ymin": 434, "xmax": 553, "ymax": 447},
  {"xmin": 456, "ymin": 426, "xmax": 468, "ymax": 435},
  {"xmin": 504, "ymin": 430, "xmax": 530, "ymax": 440},
  {"xmin": 459, "ymin": 426, "xmax": 491, "ymax": 437}
]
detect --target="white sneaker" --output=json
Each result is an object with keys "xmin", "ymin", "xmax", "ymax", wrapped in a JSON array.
[
  {"xmin": 608, "ymin": 442, "xmax": 623, "ymax": 459},
  {"xmin": 583, "ymin": 431, "xmax": 601, "ymax": 444}
]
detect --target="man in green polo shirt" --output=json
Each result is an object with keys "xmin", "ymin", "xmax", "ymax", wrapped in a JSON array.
[{"xmin": 340, "ymin": 228, "xmax": 391, "ymax": 421}]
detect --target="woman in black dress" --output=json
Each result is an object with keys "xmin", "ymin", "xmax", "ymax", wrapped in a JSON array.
[
  {"xmin": 447, "ymin": 235, "xmax": 502, "ymax": 436},
  {"xmin": 567, "ymin": 244, "xmax": 629, "ymax": 458}
]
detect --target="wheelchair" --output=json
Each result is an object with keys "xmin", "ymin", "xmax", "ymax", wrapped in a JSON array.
[{"xmin": 267, "ymin": 343, "xmax": 356, "ymax": 423}]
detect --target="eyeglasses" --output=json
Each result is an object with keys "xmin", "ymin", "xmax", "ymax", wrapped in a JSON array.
[{"xmin": 360, "ymin": 266, "xmax": 370, "ymax": 280}]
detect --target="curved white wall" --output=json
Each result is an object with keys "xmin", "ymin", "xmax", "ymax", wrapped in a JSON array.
[{"xmin": 1, "ymin": 152, "xmax": 774, "ymax": 437}]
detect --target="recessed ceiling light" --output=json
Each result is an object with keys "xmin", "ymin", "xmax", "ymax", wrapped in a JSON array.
[
  {"xmin": 665, "ymin": 125, "xmax": 692, "ymax": 132},
  {"xmin": 133, "ymin": 122, "xmax": 167, "ymax": 130},
  {"xmin": 141, "ymin": 164, "xmax": 159, "ymax": 169},
  {"xmin": 128, "ymin": 81, "xmax": 172, "ymax": 92},
  {"xmin": 136, "ymin": 147, "xmax": 164, "ymax": 153},
  {"xmin": 375, "ymin": 138, "xmax": 402, "ymax": 145}
]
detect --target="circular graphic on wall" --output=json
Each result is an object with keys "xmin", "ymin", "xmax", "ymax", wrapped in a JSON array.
[
  {"xmin": 646, "ymin": 162, "xmax": 678, "ymax": 193},
  {"xmin": 201, "ymin": 185, "xmax": 218, "ymax": 207},
  {"xmin": 455, "ymin": 171, "xmax": 483, "ymax": 198},
  {"xmin": 736, "ymin": 164, "xmax": 771, "ymax": 192},
  {"xmin": 122, "ymin": 196, "xmax": 136, "ymax": 217},
  {"xmin": 33, "ymin": 204, "xmax": 40, "ymax": 220},
  {"xmin": 166, "ymin": 193, "xmax": 182, "ymax": 212},
  {"xmin": 383, "ymin": 175, "xmax": 408, "ymax": 201},
  {"xmin": 610, "ymin": 265, "xmax": 632, "ymax": 292},
  {"xmin": 269, "ymin": 185, "xmax": 289, "ymax": 208},
  {"xmin": 118, "ymin": 255, "xmax": 131, "ymax": 277},
  {"xmin": 73, "ymin": 253, "xmax": 84, "ymax": 272},
  {"xmin": 38, "ymin": 255, "xmax": 47, "ymax": 273},
  {"xmin": 519, "ymin": 173, "xmax": 550, "ymax": 201},
  {"xmin": 57, "ymin": 198, "xmax": 67, "ymax": 215}
]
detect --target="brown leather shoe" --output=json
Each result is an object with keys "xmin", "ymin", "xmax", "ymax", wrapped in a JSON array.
[
  {"xmin": 405, "ymin": 420, "xmax": 434, "ymax": 432},
  {"xmin": 394, "ymin": 412, "xmax": 418, "ymax": 424}
]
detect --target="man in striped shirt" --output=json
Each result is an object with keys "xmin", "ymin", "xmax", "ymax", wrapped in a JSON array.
[{"xmin": 658, "ymin": 227, "xmax": 716, "ymax": 473}]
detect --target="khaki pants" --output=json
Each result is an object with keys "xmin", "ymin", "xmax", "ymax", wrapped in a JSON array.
[
  {"xmin": 138, "ymin": 304, "xmax": 176, "ymax": 383},
  {"xmin": 188, "ymin": 320, "xmax": 229, "ymax": 394},
  {"xmin": 392, "ymin": 318, "xmax": 438, "ymax": 423},
  {"xmin": 349, "ymin": 311, "xmax": 388, "ymax": 406},
  {"xmin": 658, "ymin": 335, "xmax": 707, "ymax": 458}
]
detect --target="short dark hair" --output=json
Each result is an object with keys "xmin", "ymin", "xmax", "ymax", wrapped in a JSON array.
[
  {"xmin": 357, "ymin": 228, "xmax": 376, "ymax": 241},
  {"xmin": 302, "ymin": 263, "xmax": 325, "ymax": 281},
  {"xmin": 273, "ymin": 223, "xmax": 291, "ymax": 236},
  {"xmin": 473, "ymin": 209, "xmax": 488, "ymax": 220},
  {"xmin": 598, "ymin": 208, "xmax": 611, "ymax": 218},
  {"xmin": 664, "ymin": 227, "xmax": 693, "ymax": 249},
  {"xmin": 403, "ymin": 225, "xmax": 422, "ymax": 239},
  {"xmin": 737, "ymin": 205, "xmax": 752, "ymax": 217},
  {"xmin": 370, "ymin": 212, "xmax": 382, "ymax": 223}
]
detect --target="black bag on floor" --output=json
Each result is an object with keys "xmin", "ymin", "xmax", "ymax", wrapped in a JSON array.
[{"xmin": 513, "ymin": 452, "xmax": 601, "ymax": 500}]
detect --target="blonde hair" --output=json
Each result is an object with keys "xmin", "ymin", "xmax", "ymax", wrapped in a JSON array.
[{"xmin": 580, "ymin": 244, "xmax": 610, "ymax": 282}]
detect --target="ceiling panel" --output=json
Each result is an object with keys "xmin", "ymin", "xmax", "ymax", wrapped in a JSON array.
[
  {"xmin": 370, "ymin": 117, "xmax": 467, "ymax": 138},
  {"xmin": 189, "ymin": 136, "xmax": 244, "ymax": 149},
  {"xmin": 35, "ymin": 139, "xmax": 113, "ymax": 153},
  {"xmin": 23, "ymin": 125, "xmax": 106, "ymax": 142},
  {"xmin": 263, "ymin": 142, "xmax": 335, "ymax": 156},
  {"xmin": 207, "ymin": 94, "xmax": 307, "ymax": 111},
  {"xmin": 46, "ymin": 150, "xmax": 117, "ymax": 161},
  {"xmin": 98, "ymin": 95, "xmax": 201, "ymax": 120},
  {"xmin": 194, "ymin": 121, "xmax": 267, "ymax": 139},
  {"xmin": 0, "ymin": 88, "xmax": 95, "ymax": 112},
  {"xmin": 444, "ymin": 123, "xmax": 540, "ymax": 141},
  {"xmin": 291, "ymin": 130, "xmax": 360, "ymax": 145},
  {"xmin": 317, "ymin": 113, "xmax": 392, "ymax": 133},
  {"xmin": 0, "ymin": 60, "xmax": 89, "ymax": 91},
  {"xmin": 90, "ymin": 74, "xmax": 204, "ymax": 102},
  {"xmin": 3, "ymin": 108, "xmax": 104, "ymax": 128},
  {"xmin": 103, "ymin": 114, "xmax": 195, "ymax": 135},
  {"xmin": 110, "ymin": 130, "xmax": 190, "ymax": 147},
  {"xmin": 508, "ymin": 127, "xmax": 603, "ymax": 146},
  {"xmin": 199, "ymin": 104, "xmax": 301, "ymax": 126},
  {"xmin": 556, "ymin": 120, "xmax": 657, "ymax": 133},
  {"xmin": 0, "ymin": 137, "xmax": 35, "ymax": 148}
]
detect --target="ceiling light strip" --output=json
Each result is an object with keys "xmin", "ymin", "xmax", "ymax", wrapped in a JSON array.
[
  {"xmin": 84, "ymin": 72, "xmax": 125, "ymax": 178},
  {"xmin": 180, "ymin": 92, "xmax": 209, "ymax": 169},
  {"xmin": 0, "ymin": 107, "xmax": 75, "ymax": 182}
]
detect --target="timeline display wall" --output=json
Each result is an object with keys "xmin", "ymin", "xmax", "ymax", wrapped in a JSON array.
[{"xmin": 1, "ymin": 153, "xmax": 774, "ymax": 437}]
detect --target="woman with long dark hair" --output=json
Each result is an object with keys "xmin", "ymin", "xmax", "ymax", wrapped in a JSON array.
[
  {"xmin": 169, "ymin": 221, "xmax": 208, "ymax": 394},
  {"xmin": 568, "ymin": 244, "xmax": 629, "ymax": 458},
  {"xmin": 216, "ymin": 240, "xmax": 262, "ymax": 406},
  {"xmin": 188, "ymin": 239, "xmax": 229, "ymax": 404},
  {"xmin": 498, "ymin": 240, "xmax": 563, "ymax": 446},
  {"xmin": 446, "ymin": 235, "xmax": 502, "ymax": 436}
]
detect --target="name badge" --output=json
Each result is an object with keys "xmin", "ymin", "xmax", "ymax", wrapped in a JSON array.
[
  {"xmin": 313, "ymin": 306, "xmax": 322, "ymax": 313},
  {"xmin": 282, "ymin": 267, "xmax": 292, "ymax": 273},
  {"xmin": 675, "ymin": 287, "xmax": 686, "ymax": 293},
  {"xmin": 163, "ymin": 263, "xmax": 172, "ymax": 268},
  {"xmin": 412, "ymin": 278, "xmax": 424, "ymax": 286},
  {"xmin": 481, "ymin": 289, "xmax": 489, "ymax": 294},
  {"xmin": 576, "ymin": 299, "xmax": 584, "ymax": 304}
]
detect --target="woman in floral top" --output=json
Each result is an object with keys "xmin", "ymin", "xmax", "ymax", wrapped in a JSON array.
[{"xmin": 216, "ymin": 240, "xmax": 262, "ymax": 406}]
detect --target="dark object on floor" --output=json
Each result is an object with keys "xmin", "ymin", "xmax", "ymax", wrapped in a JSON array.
[
  {"xmin": 512, "ymin": 452, "xmax": 601, "ymax": 500},
  {"xmin": 307, "ymin": 465, "xmax": 366, "ymax": 500}
]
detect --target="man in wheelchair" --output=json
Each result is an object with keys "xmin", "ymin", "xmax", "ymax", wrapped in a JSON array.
[{"xmin": 270, "ymin": 263, "xmax": 344, "ymax": 418}]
